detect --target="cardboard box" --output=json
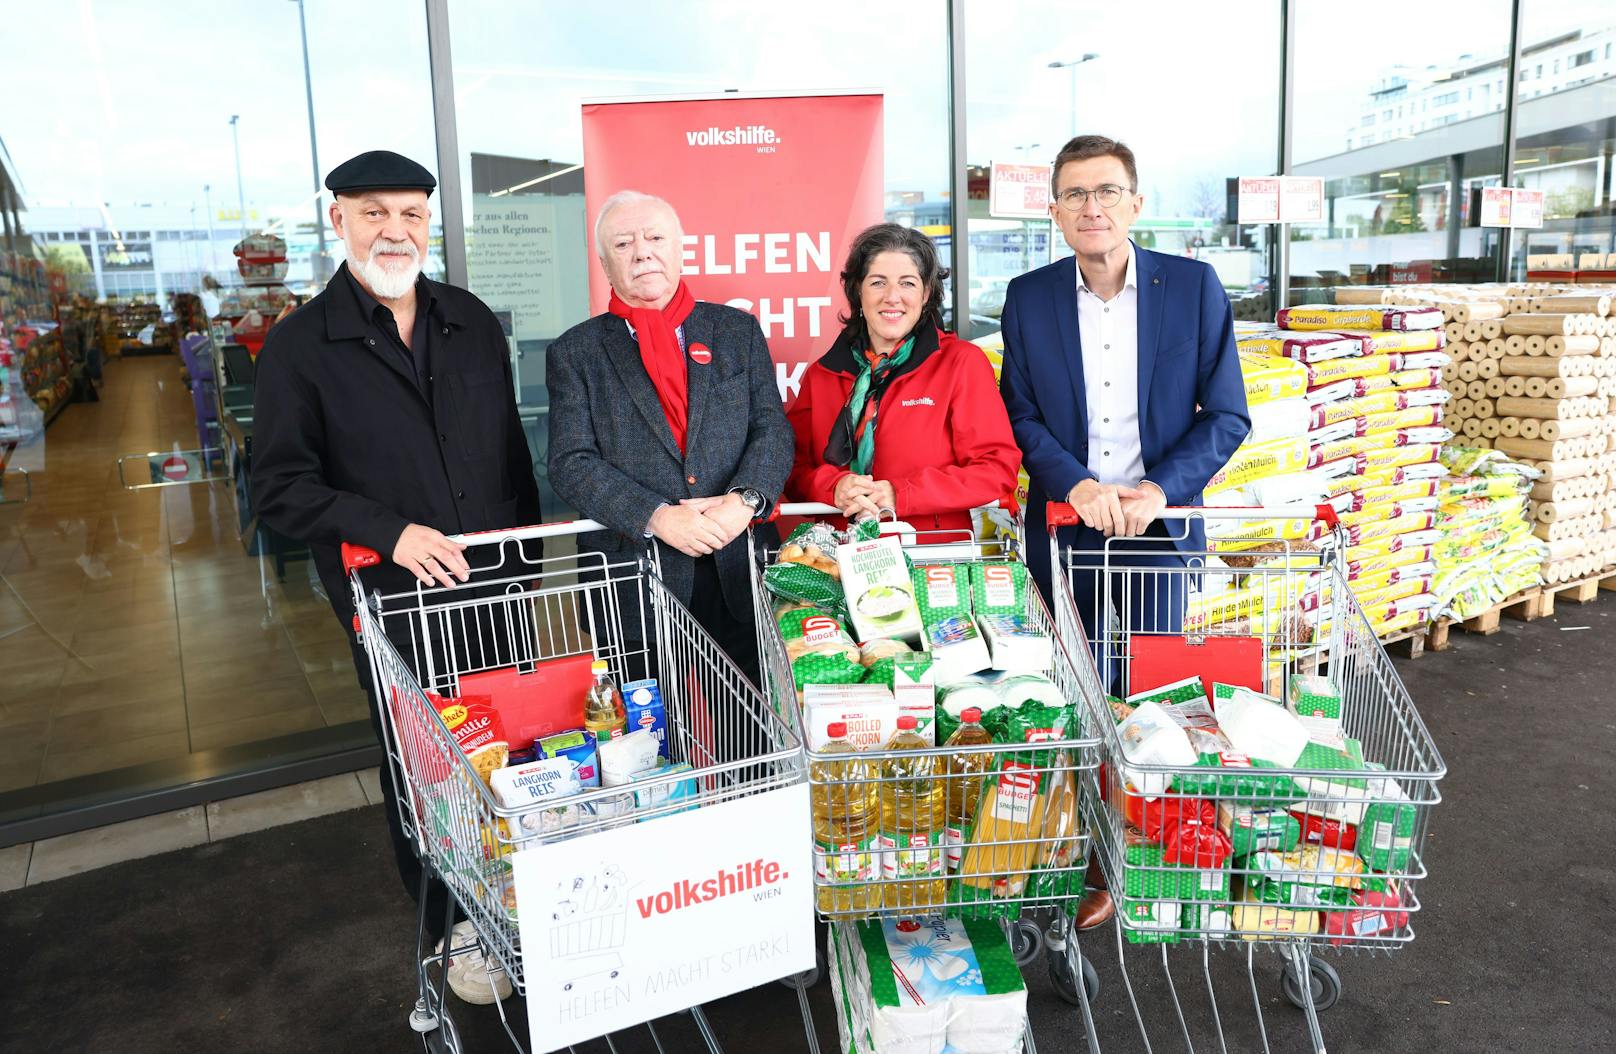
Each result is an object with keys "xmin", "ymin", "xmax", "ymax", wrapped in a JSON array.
[{"xmin": 803, "ymin": 684, "xmax": 898, "ymax": 751}]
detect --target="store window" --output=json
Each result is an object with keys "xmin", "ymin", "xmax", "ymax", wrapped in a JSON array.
[
  {"xmin": 962, "ymin": 0, "xmax": 1282, "ymax": 327},
  {"xmin": 445, "ymin": 0, "xmax": 952, "ymax": 518},
  {"xmin": 1291, "ymin": 0, "xmax": 1513, "ymax": 297},
  {"xmin": 0, "ymin": 1, "xmax": 435, "ymax": 826},
  {"xmin": 1509, "ymin": 2, "xmax": 1616, "ymax": 276}
]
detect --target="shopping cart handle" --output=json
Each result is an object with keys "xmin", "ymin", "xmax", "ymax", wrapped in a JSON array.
[
  {"xmin": 768, "ymin": 498, "xmax": 1014, "ymax": 524},
  {"xmin": 340, "ymin": 518, "xmax": 612, "ymax": 574},
  {"xmin": 1044, "ymin": 501, "xmax": 1341, "ymax": 529}
]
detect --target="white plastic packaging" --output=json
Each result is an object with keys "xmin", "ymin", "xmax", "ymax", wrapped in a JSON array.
[
  {"xmin": 1214, "ymin": 686, "xmax": 1310, "ymax": 767},
  {"xmin": 1116, "ymin": 700, "xmax": 1197, "ymax": 795}
]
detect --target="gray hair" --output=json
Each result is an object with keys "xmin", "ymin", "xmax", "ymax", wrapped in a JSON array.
[{"xmin": 593, "ymin": 190, "xmax": 681, "ymax": 260}]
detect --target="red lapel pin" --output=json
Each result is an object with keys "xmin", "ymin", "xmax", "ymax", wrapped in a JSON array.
[{"xmin": 689, "ymin": 342, "xmax": 712, "ymax": 365}]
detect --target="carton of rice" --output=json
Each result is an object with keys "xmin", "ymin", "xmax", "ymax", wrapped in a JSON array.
[{"xmin": 837, "ymin": 534, "xmax": 923, "ymax": 644}]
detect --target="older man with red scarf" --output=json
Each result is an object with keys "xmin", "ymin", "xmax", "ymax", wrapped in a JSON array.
[{"xmin": 547, "ymin": 191, "xmax": 794, "ymax": 682}]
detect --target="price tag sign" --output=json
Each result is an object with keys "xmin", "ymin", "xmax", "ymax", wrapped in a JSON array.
[
  {"xmin": 1279, "ymin": 177, "xmax": 1324, "ymax": 223},
  {"xmin": 989, "ymin": 162, "xmax": 1053, "ymax": 219},
  {"xmin": 1479, "ymin": 187, "xmax": 1514, "ymax": 228},
  {"xmin": 1511, "ymin": 188, "xmax": 1545, "ymax": 229},
  {"xmin": 1237, "ymin": 177, "xmax": 1281, "ymax": 223}
]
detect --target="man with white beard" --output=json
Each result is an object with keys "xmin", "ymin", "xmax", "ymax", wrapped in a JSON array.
[{"xmin": 252, "ymin": 151, "xmax": 539, "ymax": 1007}]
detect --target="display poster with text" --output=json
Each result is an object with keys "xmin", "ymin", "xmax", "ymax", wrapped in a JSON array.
[
  {"xmin": 581, "ymin": 93, "xmax": 884, "ymax": 403},
  {"xmin": 512, "ymin": 784, "xmax": 814, "ymax": 1052}
]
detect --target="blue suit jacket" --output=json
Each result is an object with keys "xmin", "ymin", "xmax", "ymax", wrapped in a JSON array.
[{"xmin": 998, "ymin": 244, "xmax": 1251, "ymax": 594}]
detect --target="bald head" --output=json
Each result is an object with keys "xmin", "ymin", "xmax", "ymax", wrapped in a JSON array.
[{"xmin": 595, "ymin": 191, "xmax": 684, "ymax": 309}]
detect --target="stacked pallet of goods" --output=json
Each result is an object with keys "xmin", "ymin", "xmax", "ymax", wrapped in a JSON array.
[
  {"xmin": 1429, "ymin": 446, "xmax": 1545, "ymax": 621},
  {"xmin": 1339, "ymin": 285, "xmax": 1616, "ymax": 590}
]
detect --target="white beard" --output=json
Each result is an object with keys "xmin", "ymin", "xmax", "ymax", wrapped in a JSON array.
[{"xmin": 353, "ymin": 238, "xmax": 422, "ymax": 299}]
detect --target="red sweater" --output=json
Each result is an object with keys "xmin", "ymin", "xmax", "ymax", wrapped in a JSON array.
[{"xmin": 787, "ymin": 329, "xmax": 1021, "ymax": 536}]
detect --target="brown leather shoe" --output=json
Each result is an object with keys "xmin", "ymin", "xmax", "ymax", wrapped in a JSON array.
[{"xmin": 1075, "ymin": 890, "xmax": 1115, "ymax": 930}]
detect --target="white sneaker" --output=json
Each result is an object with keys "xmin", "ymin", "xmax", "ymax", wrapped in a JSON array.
[{"xmin": 436, "ymin": 921, "xmax": 513, "ymax": 1005}]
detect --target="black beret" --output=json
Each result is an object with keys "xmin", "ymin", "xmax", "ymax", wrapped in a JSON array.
[{"xmin": 324, "ymin": 150, "xmax": 437, "ymax": 194}]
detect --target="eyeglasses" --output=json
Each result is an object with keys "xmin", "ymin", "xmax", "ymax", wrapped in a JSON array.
[{"xmin": 1055, "ymin": 184, "xmax": 1132, "ymax": 210}]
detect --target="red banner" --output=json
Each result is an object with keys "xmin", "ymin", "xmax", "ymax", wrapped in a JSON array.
[{"xmin": 581, "ymin": 92, "xmax": 884, "ymax": 403}]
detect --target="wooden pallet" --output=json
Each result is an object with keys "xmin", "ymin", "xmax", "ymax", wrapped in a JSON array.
[
  {"xmin": 1380, "ymin": 585, "xmax": 1543, "ymax": 658},
  {"xmin": 1538, "ymin": 569, "xmax": 1616, "ymax": 617}
]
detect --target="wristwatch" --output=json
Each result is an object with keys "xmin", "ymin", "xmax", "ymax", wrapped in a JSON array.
[{"xmin": 736, "ymin": 487, "xmax": 766, "ymax": 519}]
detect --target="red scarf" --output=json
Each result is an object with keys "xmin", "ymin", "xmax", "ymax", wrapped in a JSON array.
[{"xmin": 609, "ymin": 281, "xmax": 696, "ymax": 453}]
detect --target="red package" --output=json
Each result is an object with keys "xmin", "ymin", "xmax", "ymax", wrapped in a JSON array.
[
  {"xmin": 1160, "ymin": 816, "xmax": 1233, "ymax": 869},
  {"xmin": 1124, "ymin": 792, "xmax": 1216, "ymax": 843},
  {"xmin": 1324, "ymin": 888, "xmax": 1409, "ymax": 946},
  {"xmin": 429, "ymin": 692, "xmax": 508, "ymax": 785},
  {"xmin": 460, "ymin": 654, "xmax": 593, "ymax": 750},
  {"xmin": 1292, "ymin": 809, "xmax": 1358, "ymax": 851}
]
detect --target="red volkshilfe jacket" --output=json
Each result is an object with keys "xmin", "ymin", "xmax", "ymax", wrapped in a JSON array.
[{"xmin": 786, "ymin": 326, "xmax": 1021, "ymax": 538}]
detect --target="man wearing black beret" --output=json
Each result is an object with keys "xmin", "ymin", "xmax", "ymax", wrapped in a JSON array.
[{"xmin": 251, "ymin": 150, "xmax": 538, "ymax": 1006}]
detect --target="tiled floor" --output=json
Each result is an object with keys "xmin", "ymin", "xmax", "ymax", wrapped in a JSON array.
[
  {"xmin": 0, "ymin": 769, "xmax": 386, "ymax": 891},
  {"xmin": 0, "ymin": 355, "xmax": 368, "ymax": 790}
]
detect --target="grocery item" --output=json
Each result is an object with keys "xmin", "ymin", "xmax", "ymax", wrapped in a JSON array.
[
  {"xmin": 1026, "ymin": 767, "xmax": 1083, "ymax": 900},
  {"xmin": 767, "ymin": 522, "xmax": 846, "ymax": 615},
  {"xmin": 858, "ymin": 638, "xmax": 912, "ymax": 667},
  {"xmin": 891, "ymin": 654, "xmax": 937, "ymax": 745},
  {"xmin": 582, "ymin": 660, "xmax": 626, "ymax": 742},
  {"xmin": 1288, "ymin": 674, "xmax": 1343, "ymax": 738},
  {"xmin": 1323, "ymin": 888, "xmax": 1410, "ymax": 946},
  {"xmin": 839, "ymin": 534, "xmax": 924, "ymax": 644},
  {"xmin": 803, "ymin": 683, "xmax": 899, "ymax": 751},
  {"xmin": 598, "ymin": 728, "xmax": 661, "ymax": 787},
  {"xmin": 780, "ymin": 606, "xmax": 865, "ymax": 690},
  {"xmin": 811, "ymin": 722, "xmax": 881, "ymax": 914},
  {"xmin": 969, "ymin": 561, "xmax": 1027, "ymax": 616},
  {"xmin": 923, "ymin": 613, "xmax": 992, "ymax": 684},
  {"xmin": 977, "ymin": 612, "xmax": 1052, "ymax": 673},
  {"xmin": 1163, "ymin": 698, "xmax": 1300, "ymax": 803},
  {"xmin": 627, "ymin": 761, "xmax": 698, "ymax": 817},
  {"xmin": 1121, "ymin": 896, "xmax": 1185, "ymax": 944},
  {"xmin": 876, "ymin": 716, "xmax": 946, "ymax": 910},
  {"xmin": 828, "ymin": 916, "xmax": 1028, "ymax": 1054},
  {"xmin": 1357, "ymin": 768, "xmax": 1417, "ymax": 873},
  {"xmin": 941, "ymin": 707, "xmax": 994, "ymax": 872},
  {"xmin": 1215, "ymin": 686, "xmax": 1309, "ymax": 767},
  {"xmin": 1126, "ymin": 676, "xmax": 1205, "ymax": 708},
  {"xmin": 1274, "ymin": 305, "xmax": 1443, "ymax": 332},
  {"xmin": 1231, "ymin": 880, "xmax": 1322, "ymax": 941},
  {"xmin": 1291, "ymin": 809, "xmax": 1357, "ymax": 852},
  {"xmin": 936, "ymin": 678, "xmax": 1000, "ymax": 719},
  {"xmin": 620, "ymin": 678, "xmax": 668, "ymax": 758},
  {"xmin": 1217, "ymin": 802, "xmax": 1301, "ymax": 858},
  {"xmin": 1116, "ymin": 701, "xmax": 1197, "ymax": 795},
  {"xmin": 1246, "ymin": 845, "xmax": 1365, "ymax": 908},
  {"xmin": 489, "ymin": 757, "xmax": 587, "ymax": 840},
  {"xmin": 536, "ymin": 730, "xmax": 601, "ymax": 788},
  {"xmin": 431, "ymin": 692, "xmax": 509, "ymax": 787},
  {"xmin": 910, "ymin": 563, "xmax": 972, "ymax": 624}
]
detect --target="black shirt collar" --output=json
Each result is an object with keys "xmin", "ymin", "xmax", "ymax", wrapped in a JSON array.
[
  {"xmin": 344, "ymin": 265, "xmax": 435, "ymax": 325},
  {"xmin": 818, "ymin": 323, "xmax": 941, "ymax": 381}
]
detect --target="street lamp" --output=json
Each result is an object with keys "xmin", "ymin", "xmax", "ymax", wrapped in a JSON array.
[
  {"xmin": 229, "ymin": 115, "xmax": 248, "ymax": 238},
  {"xmin": 1015, "ymin": 142, "xmax": 1043, "ymax": 160},
  {"xmin": 1048, "ymin": 54, "xmax": 1099, "ymax": 138},
  {"xmin": 292, "ymin": 0, "xmax": 328, "ymax": 282}
]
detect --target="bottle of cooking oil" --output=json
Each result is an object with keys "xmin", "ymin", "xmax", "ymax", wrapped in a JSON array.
[
  {"xmin": 879, "ymin": 715, "xmax": 946, "ymax": 910},
  {"xmin": 811, "ymin": 722, "xmax": 880, "ymax": 916},
  {"xmin": 582, "ymin": 659, "xmax": 626, "ymax": 741},
  {"xmin": 942, "ymin": 707, "xmax": 994, "ymax": 873}
]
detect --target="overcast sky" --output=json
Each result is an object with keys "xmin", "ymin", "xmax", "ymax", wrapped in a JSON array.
[{"xmin": 4, "ymin": 0, "xmax": 1611, "ymax": 227}]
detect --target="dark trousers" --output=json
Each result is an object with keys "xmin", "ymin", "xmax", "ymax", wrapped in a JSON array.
[
  {"xmin": 686, "ymin": 554, "xmax": 761, "ymax": 689},
  {"xmin": 1062, "ymin": 524, "xmax": 1191, "ymax": 697}
]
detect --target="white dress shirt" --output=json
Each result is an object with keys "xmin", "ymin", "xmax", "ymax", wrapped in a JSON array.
[{"xmin": 1076, "ymin": 244, "xmax": 1147, "ymax": 487}]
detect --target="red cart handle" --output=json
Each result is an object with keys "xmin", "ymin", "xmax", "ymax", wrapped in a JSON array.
[{"xmin": 1045, "ymin": 501, "xmax": 1340, "ymax": 530}]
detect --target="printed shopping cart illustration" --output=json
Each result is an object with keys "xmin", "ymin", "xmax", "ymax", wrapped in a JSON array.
[
  {"xmin": 548, "ymin": 866, "xmax": 630, "ymax": 992},
  {"xmin": 749, "ymin": 502, "xmax": 1107, "ymax": 1054},
  {"xmin": 343, "ymin": 518, "xmax": 805, "ymax": 1054},
  {"xmin": 1045, "ymin": 500, "xmax": 1446, "ymax": 1054}
]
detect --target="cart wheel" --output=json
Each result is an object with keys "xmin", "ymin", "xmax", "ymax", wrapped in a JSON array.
[
  {"xmin": 1010, "ymin": 919, "xmax": 1043, "ymax": 968},
  {"xmin": 420, "ymin": 1009, "xmax": 462, "ymax": 1054},
  {"xmin": 1280, "ymin": 957, "xmax": 1342, "ymax": 1013},
  {"xmin": 1047, "ymin": 949, "xmax": 1100, "ymax": 1007}
]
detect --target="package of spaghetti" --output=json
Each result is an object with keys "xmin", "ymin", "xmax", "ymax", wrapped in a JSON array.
[{"xmin": 1274, "ymin": 305, "xmax": 1443, "ymax": 332}]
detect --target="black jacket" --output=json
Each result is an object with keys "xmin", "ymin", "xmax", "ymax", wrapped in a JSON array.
[
  {"xmin": 251, "ymin": 262, "xmax": 541, "ymax": 630},
  {"xmin": 546, "ymin": 301, "xmax": 793, "ymax": 620}
]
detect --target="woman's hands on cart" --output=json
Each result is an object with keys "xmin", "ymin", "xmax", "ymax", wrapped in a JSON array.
[{"xmin": 833, "ymin": 473, "xmax": 896, "ymax": 521}]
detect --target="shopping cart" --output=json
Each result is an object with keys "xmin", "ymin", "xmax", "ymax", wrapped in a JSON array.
[
  {"xmin": 344, "ymin": 519, "xmax": 805, "ymax": 1054},
  {"xmin": 1046, "ymin": 501, "xmax": 1446, "ymax": 1054},
  {"xmin": 751, "ymin": 502, "xmax": 1107, "ymax": 1053}
]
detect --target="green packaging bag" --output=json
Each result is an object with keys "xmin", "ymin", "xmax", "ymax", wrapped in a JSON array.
[
  {"xmin": 1128, "ymin": 676, "xmax": 1207, "ymax": 708},
  {"xmin": 970, "ymin": 561, "xmax": 1028, "ymax": 616},
  {"xmin": 1357, "ymin": 766, "xmax": 1417, "ymax": 873},
  {"xmin": 1217, "ymin": 802, "xmax": 1302, "ymax": 858},
  {"xmin": 1121, "ymin": 897, "xmax": 1184, "ymax": 944},
  {"xmin": 1288, "ymin": 674, "xmax": 1343, "ymax": 722}
]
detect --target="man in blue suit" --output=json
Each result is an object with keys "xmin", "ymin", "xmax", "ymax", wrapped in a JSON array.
[{"xmin": 1000, "ymin": 135, "xmax": 1250, "ymax": 693}]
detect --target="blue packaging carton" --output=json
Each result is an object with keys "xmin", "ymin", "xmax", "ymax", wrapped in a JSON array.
[
  {"xmin": 536, "ymin": 730, "xmax": 600, "ymax": 788},
  {"xmin": 621, "ymin": 678, "xmax": 668, "ymax": 759}
]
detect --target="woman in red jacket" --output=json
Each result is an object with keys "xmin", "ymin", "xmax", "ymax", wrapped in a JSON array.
[{"xmin": 787, "ymin": 224, "xmax": 1020, "ymax": 538}]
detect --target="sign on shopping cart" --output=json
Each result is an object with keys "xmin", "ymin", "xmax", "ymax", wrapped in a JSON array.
[{"xmin": 512, "ymin": 783, "xmax": 813, "ymax": 1052}]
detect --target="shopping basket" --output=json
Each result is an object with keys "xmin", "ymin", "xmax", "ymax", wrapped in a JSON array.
[
  {"xmin": 1046, "ymin": 501, "xmax": 1446, "ymax": 1054},
  {"xmin": 343, "ymin": 519, "xmax": 807, "ymax": 1054},
  {"xmin": 751, "ymin": 502, "xmax": 1108, "ymax": 1054}
]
